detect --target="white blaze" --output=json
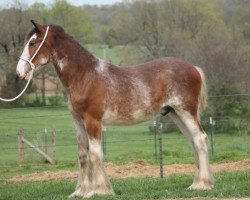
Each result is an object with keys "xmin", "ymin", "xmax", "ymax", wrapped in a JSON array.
[{"xmin": 16, "ymin": 34, "xmax": 37, "ymax": 78}]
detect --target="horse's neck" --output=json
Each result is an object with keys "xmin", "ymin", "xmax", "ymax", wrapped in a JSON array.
[{"xmin": 51, "ymin": 36, "xmax": 98, "ymax": 88}]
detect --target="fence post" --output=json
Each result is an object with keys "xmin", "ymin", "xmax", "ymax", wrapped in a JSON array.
[
  {"xmin": 212, "ymin": 120, "xmax": 215, "ymax": 155},
  {"xmin": 44, "ymin": 128, "xmax": 48, "ymax": 154},
  {"xmin": 209, "ymin": 117, "xmax": 215, "ymax": 156},
  {"xmin": 51, "ymin": 128, "xmax": 56, "ymax": 162},
  {"xmin": 154, "ymin": 121, "xmax": 157, "ymax": 160},
  {"xmin": 18, "ymin": 128, "xmax": 24, "ymax": 166},
  {"xmin": 158, "ymin": 122, "xmax": 164, "ymax": 179},
  {"xmin": 102, "ymin": 126, "xmax": 107, "ymax": 159}
]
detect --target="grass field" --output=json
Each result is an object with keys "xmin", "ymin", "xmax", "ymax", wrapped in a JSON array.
[
  {"xmin": 86, "ymin": 44, "xmax": 122, "ymax": 65},
  {"xmin": 0, "ymin": 107, "xmax": 249, "ymax": 199},
  {"xmin": 0, "ymin": 171, "xmax": 249, "ymax": 200},
  {"xmin": 0, "ymin": 107, "xmax": 249, "ymax": 177}
]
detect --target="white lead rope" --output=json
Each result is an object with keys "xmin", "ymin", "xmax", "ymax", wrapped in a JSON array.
[
  {"xmin": 0, "ymin": 69, "xmax": 34, "ymax": 102},
  {"xmin": 0, "ymin": 26, "xmax": 50, "ymax": 102}
]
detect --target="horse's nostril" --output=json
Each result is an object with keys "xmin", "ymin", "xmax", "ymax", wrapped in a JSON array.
[{"xmin": 16, "ymin": 71, "xmax": 20, "ymax": 77}]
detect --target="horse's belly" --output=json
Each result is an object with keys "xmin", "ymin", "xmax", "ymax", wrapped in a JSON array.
[{"xmin": 102, "ymin": 108, "xmax": 154, "ymax": 125}]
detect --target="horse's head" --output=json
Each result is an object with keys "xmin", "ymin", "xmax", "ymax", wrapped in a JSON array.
[{"xmin": 16, "ymin": 20, "xmax": 52, "ymax": 80}]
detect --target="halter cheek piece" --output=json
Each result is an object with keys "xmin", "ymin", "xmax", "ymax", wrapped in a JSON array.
[{"xmin": 0, "ymin": 26, "xmax": 50, "ymax": 102}]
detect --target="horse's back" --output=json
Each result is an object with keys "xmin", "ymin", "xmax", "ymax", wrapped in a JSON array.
[
  {"xmin": 121, "ymin": 57, "xmax": 201, "ymax": 94},
  {"xmin": 127, "ymin": 57, "xmax": 194, "ymax": 71}
]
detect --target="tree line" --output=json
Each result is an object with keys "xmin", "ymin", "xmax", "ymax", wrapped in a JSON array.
[{"xmin": 0, "ymin": 0, "xmax": 249, "ymax": 109}]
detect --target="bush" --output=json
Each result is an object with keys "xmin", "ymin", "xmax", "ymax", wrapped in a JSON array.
[
  {"xmin": 24, "ymin": 96, "xmax": 44, "ymax": 107},
  {"xmin": 47, "ymin": 96, "xmax": 64, "ymax": 106},
  {"xmin": 0, "ymin": 72, "xmax": 36, "ymax": 108},
  {"xmin": 204, "ymin": 85, "xmax": 250, "ymax": 134}
]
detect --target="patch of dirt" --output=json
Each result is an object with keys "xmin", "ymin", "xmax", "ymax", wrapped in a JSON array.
[{"xmin": 7, "ymin": 159, "xmax": 250, "ymax": 183}]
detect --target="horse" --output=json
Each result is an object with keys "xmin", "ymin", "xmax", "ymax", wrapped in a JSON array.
[{"xmin": 16, "ymin": 21, "xmax": 214, "ymax": 198}]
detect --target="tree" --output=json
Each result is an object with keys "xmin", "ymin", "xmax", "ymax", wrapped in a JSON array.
[
  {"xmin": 29, "ymin": 2, "xmax": 49, "ymax": 24},
  {"xmin": 49, "ymin": 0, "xmax": 94, "ymax": 43},
  {"xmin": 0, "ymin": 1, "xmax": 35, "ymax": 107},
  {"xmin": 110, "ymin": 0, "xmax": 248, "ymax": 92},
  {"xmin": 112, "ymin": 0, "xmax": 223, "ymax": 62},
  {"xmin": 217, "ymin": 0, "xmax": 250, "ymax": 93}
]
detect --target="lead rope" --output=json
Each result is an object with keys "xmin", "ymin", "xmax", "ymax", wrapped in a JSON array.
[{"xmin": 0, "ymin": 26, "xmax": 50, "ymax": 102}]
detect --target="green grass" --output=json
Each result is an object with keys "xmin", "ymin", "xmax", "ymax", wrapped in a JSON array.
[
  {"xmin": 0, "ymin": 171, "xmax": 249, "ymax": 200},
  {"xmin": 86, "ymin": 44, "xmax": 122, "ymax": 65},
  {"xmin": 0, "ymin": 107, "xmax": 249, "ymax": 199},
  {"xmin": 0, "ymin": 107, "xmax": 249, "ymax": 178}
]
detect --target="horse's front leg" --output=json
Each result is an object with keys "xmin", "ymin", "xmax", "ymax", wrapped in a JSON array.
[
  {"xmin": 69, "ymin": 115, "xmax": 113, "ymax": 198},
  {"xmin": 69, "ymin": 116, "xmax": 93, "ymax": 198},
  {"xmin": 86, "ymin": 117, "xmax": 114, "ymax": 196}
]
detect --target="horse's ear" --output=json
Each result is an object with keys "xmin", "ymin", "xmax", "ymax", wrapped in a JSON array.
[{"xmin": 30, "ymin": 20, "xmax": 41, "ymax": 33}]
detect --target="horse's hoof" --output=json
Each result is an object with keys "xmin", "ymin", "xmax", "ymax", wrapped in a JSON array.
[
  {"xmin": 188, "ymin": 182, "xmax": 214, "ymax": 190},
  {"xmin": 94, "ymin": 188, "xmax": 114, "ymax": 196},
  {"xmin": 68, "ymin": 190, "xmax": 94, "ymax": 198},
  {"xmin": 68, "ymin": 188, "xmax": 114, "ymax": 198}
]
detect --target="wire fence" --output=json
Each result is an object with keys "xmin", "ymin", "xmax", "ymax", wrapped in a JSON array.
[{"xmin": 0, "ymin": 94, "xmax": 249, "ymax": 177}]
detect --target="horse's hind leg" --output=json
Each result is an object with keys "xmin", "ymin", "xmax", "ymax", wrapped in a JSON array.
[{"xmin": 169, "ymin": 109, "xmax": 214, "ymax": 190}]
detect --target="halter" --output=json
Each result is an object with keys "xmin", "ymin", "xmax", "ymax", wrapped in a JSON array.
[{"xmin": 0, "ymin": 26, "xmax": 50, "ymax": 102}]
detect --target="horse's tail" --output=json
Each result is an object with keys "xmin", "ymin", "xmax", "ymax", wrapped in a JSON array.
[{"xmin": 195, "ymin": 66, "xmax": 207, "ymax": 112}]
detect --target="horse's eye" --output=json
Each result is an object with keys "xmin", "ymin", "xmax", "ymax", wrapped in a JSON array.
[{"xmin": 29, "ymin": 41, "xmax": 35, "ymax": 47}]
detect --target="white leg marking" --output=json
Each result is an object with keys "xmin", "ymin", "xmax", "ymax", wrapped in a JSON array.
[
  {"xmin": 182, "ymin": 113, "xmax": 214, "ymax": 190},
  {"xmin": 89, "ymin": 139, "xmax": 103, "ymax": 160},
  {"xmin": 89, "ymin": 139, "xmax": 114, "ymax": 196},
  {"xmin": 169, "ymin": 111, "xmax": 214, "ymax": 190}
]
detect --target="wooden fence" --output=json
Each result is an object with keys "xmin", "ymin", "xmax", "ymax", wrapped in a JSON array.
[{"xmin": 17, "ymin": 128, "xmax": 56, "ymax": 166}]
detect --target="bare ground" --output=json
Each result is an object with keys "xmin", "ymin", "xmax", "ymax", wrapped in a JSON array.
[{"xmin": 7, "ymin": 159, "xmax": 250, "ymax": 183}]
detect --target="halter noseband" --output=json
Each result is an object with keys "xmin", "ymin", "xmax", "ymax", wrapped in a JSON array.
[{"xmin": 0, "ymin": 26, "xmax": 50, "ymax": 102}]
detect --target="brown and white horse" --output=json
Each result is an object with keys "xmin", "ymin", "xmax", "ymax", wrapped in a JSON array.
[{"xmin": 16, "ymin": 21, "xmax": 214, "ymax": 198}]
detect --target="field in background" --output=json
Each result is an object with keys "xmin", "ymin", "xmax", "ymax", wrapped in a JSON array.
[
  {"xmin": 0, "ymin": 106, "xmax": 249, "ymax": 199},
  {"xmin": 86, "ymin": 44, "xmax": 122, "ymax": 65},
  {"xmin": 0, "ymin": 107, "xmax": 249, "ymax": 178}
]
